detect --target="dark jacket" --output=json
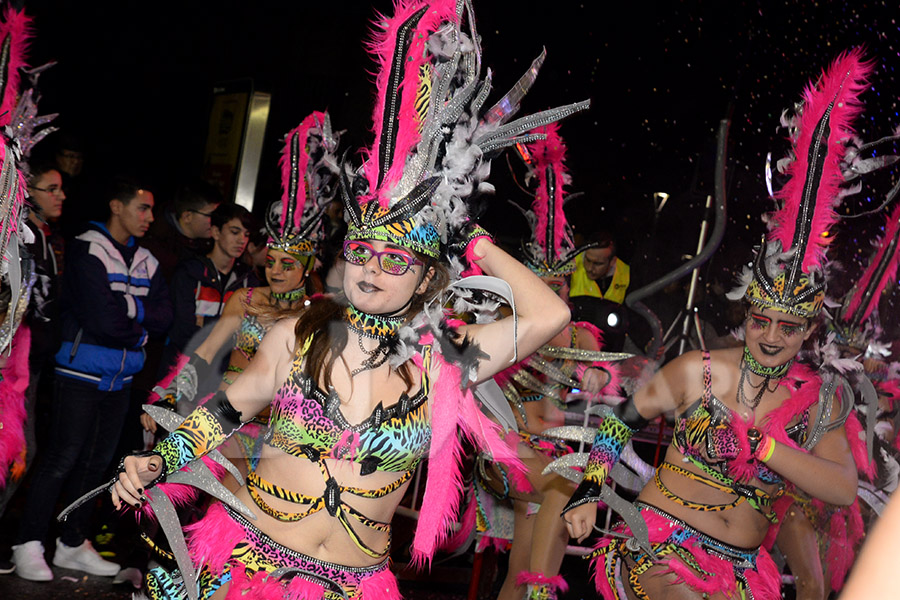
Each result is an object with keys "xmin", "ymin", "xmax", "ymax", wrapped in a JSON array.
[
  {"xmin": 24, "ymin": 218, "xmax": 64, "ymax": 367},
  {"xmin": 54, "ymin": 222, "xmax": 173, "ymax": 391},
  {"xmin": 141, "ymin": 211, "xmax": 213, "ymax": 284},
  {"xmin": 167, "ymin": 255, "xmax": 259, "ymax": 353}
]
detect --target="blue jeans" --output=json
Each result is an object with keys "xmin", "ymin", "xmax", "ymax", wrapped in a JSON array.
[{"xmin": 16, "ymin": 376, "xmax": 131, "ymax": 547}]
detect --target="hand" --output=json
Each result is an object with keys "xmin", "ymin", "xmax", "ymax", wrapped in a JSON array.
[
  {"xmin": 581, "ymin": 367, "xmax": 610, "ymax": 395},
  {"xmin": 564, "ymin": 502, "xmax": 597, "ymax": 543},
  {"xmin": 140, "ymin": 412, "xmax": 157, "ymax": 434},
  {"xmin": 110, "ymin": 453, "xmax": 163, "ymax": 511}
]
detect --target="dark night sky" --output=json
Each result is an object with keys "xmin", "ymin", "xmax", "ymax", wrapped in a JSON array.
[{"xmin": 19, "ymin": 0, "xmax": 900, "ymax": 324}]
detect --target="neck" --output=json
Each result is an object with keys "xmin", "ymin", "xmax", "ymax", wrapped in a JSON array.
[
  {"xmin": 742, "ymin": 346, "xmax": 792, "ymax": 379},
  {"xmin": 208, "ymin": 249, "xmax": 235, "ymax": 274},
  {"xmin": 106, "ymin": 220, "xmax": 131, "ymax": 245},
  {"xmin": 345, "ymin": 303, "xmax": 405, "ymax": 340}
]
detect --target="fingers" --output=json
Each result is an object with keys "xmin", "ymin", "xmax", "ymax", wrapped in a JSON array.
[{"xmin": 139, "ymin": 413, "xmax": 157, "ymax": 433}]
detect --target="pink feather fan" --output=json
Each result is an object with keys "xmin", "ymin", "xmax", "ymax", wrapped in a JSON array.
[
  {"xmin": 842, "ymin": 200, "xmax": 900, "ymax": 327},
  {"xmin": 769, "ymin": 49, "xmax": 873, "ymax": 273},
  {"xmin": 0, "ymin": 7, "xmax": 31, "ymax": 129},
  {"xmin": 363, "ymin": 0, "xmax": 459, "ymax": 204},
  {"xmin": 279, "ymin": 111, "xmax": 327, "ymax": 232}
]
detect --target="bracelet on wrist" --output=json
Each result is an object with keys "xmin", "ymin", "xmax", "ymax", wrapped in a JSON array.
[{"xmin": 754, "ymin": 434, "xmax": 776, "ymax": 463}]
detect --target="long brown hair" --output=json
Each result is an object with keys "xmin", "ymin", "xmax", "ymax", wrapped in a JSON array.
[{"xmin": 294, "ymin": 256, "xmax": 450, "ymax": 391}]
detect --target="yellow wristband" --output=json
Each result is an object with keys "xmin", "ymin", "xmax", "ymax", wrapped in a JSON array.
[{"xmin": 757, "ymin": 436, "xmax": 776, "ymax": 463}]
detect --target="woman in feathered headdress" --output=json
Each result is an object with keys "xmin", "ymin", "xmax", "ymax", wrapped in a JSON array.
[
  {"xmin": 474, "ymin": 123, "xmax": 627, "ymax": 600},
  {"xmin": 107, "ymin": 1, "xmax": 588, "ymax": 598},
  {"xmin": 557, "ymin": 50, "xmax": 868, "ymax": 599}
]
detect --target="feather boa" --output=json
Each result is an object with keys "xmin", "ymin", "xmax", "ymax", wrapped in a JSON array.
[
  {"xmin": 843, "ymin": 200, "xmax": 900, "ymax": 326},
  {"xmin": 825, "ymin": 500, "xmax": 865, "ymax": 592},
  {"xmin": 410, "ymin": 330, "xmax": 522, "ymax": 567},
  {"xmin": 0, "ymin": 325, "xmax": 30, "ymax": 488},
  {"xmin": 845, "ymin": 409, "xmax": 875, "ymax": 479},
  {"xmin": 279, "ymin": 112, "xmax": 328, "ymax": 232},
  {"xmin": 363, "ymin": 0, "xmax": 459, "ymax": 201},
  {"xmin": 769, "ymin": 49, "xmax": 872, "ymax": 272},
  {"xmin": 0, "ymin": 8, "xmax": 31, "ymax": 129},
  {"xmin": 529, "ymin": 123, "xmax": 573, "ymax": 263}
]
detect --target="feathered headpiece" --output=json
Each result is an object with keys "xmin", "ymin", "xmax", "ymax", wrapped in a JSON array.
[
  {"xmin": 266, "ymin": 111, "xmax": 339, "ymax": 268},
  {"xmin": 514, "ymin": 123, "xmax": 595, "ymax": 276},
  {"xmin": 341, "ymin": 0, "xmax": 590, "ymax": 262},
  {"xmin": 736, "ymin": 49, "xmax": 873, "ymax": 318}
]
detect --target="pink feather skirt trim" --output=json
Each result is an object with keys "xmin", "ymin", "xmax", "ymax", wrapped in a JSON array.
[
  {"xmin": 147, "ymin": 503, "xmax": 398, "ymax": 599},
  {"xmin": 589, "ymin": 502, "xmax": 780, "ymax": 600}
]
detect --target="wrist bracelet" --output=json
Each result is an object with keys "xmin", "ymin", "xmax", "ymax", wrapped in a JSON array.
[{"xmin": 755, "ymin": 435, "xmax": 776, "ymax": 463}]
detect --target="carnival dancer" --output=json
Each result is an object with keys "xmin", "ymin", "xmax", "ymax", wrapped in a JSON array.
[
  {"xmin": 103, "ymin": 1, "xmax": 589, "ymax": 598},
  {"xmin": 475, "ymin": 124, "xmax": 624, "ymax": 600},
  {"xmin": 557, "ymin": 50, "xmax": 867, "ymax": 599}
]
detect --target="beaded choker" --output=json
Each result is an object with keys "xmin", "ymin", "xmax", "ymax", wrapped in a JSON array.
[
  {"xmin": 345, "ymin": 304, "xmax": 404, "ymax": 341},
  {"xmin": 742, "ymin": 346, "xmax": 792, "ymax": 378},
  {"xmin": 271, "ymin": 288, "xmax": 305, "ymax": 303}
]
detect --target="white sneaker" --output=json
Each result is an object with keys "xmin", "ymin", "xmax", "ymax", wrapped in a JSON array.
[
  {"xmin": 11, "ymin": 541, "xmax": 53, "ymax": 581},
  {"xmin": 52, "ymin": 538, "xmax": 120, "ymax": 577}
]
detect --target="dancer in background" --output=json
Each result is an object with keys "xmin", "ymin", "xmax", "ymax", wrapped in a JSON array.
[{"xmin": 560, "ymin": 50, "xmax": 868, "ymax": 599}]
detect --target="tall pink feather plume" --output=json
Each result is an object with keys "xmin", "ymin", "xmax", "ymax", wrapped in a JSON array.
[
  {"xmin": 0, "ymin": 8, "xmax": 31, "ymax": 129},
  {"xmin": 279, "ymin": 112, "xmax": 327, "ymax": 232},
  {"xmin": 770, "ymin": 49, "xmax": 873, "ymax": 272},
  {"xmin": 147, "ymin": 352, "xmax": 190, "ymax": 404},
  {"xmin": 362, "ymin": 0, "xmax": 459, "ymax": 203},
  {"xmin": 357, "ymin": 568, "xmax": 402, "ymax": 600},
  {"xmin": 843, "ymin": 201, "xmax": 900, "ymax": 325},
  {"xmin": 844, "ymin": 410, "xmax": 875, "ymax": 479},
  {"xmin": 529, "ymin": 123, "xmax": 572, "ymax": 262},
  {"xmin": 0, "ymin": 326, "xmax": 30, "ymax": 488},
  {"xmin": 184, "ymin": 503, "xmax": 243, "ymax": 576}
]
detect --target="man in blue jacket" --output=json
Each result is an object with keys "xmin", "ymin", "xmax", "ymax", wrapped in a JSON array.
[{"xmin": 11, "ymin": 176, "xmax": 172, "ymax": 581}]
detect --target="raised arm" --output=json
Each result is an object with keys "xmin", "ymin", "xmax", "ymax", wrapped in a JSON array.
[
  {"xmin": 192, "ymin": 287, "xmax": 248, "ymax": 364},
  {"xmin": 458, "ymin": 239, "xmax": 570, "ymax": 383}
]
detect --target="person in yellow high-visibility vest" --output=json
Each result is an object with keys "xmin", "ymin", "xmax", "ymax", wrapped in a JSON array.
[{"xmin": 569, "ymin": 232, "xmax": 630, "ymax": 304}]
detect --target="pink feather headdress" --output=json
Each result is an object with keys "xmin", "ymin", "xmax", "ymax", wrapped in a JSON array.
[
  {"xmin": 737, "ymin": 49, "xmax": 873, "ymax": 318},
  {"xmin": 265, "ymin": 110, "xmax": 339, "ymax": 264},
  {"xmin": 340, "ymin": 0, "xmax": 590, "ymax": 263}
]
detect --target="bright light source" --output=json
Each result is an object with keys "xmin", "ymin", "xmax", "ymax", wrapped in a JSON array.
[{"xmin": 607, "ymin": 312, "xmax": 620, "ymax": 328}]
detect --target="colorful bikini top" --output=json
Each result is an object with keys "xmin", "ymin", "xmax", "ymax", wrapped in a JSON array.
[
  {"xmin": 672, "ymin": 351, "xmax": 806, "ymax": 486},
  {"xmin": 266, "ymin": 338, "xmax": 432, "ymax": 475}
]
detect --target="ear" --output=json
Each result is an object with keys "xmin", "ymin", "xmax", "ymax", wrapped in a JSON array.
[
  {"xmin": 415, "ymin": 266, "xmax": 436, "ymax": 296},
  {"xmin": 803, "ymin": 320, "xmax": 818, "ymax": 340},
  {"xmin": 109, "ymin": 198, "xmax": 123, "ymax": 216},
  {"xmin": 210, "ymin": 225, "xmax": 221, "ymax": 241}
]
